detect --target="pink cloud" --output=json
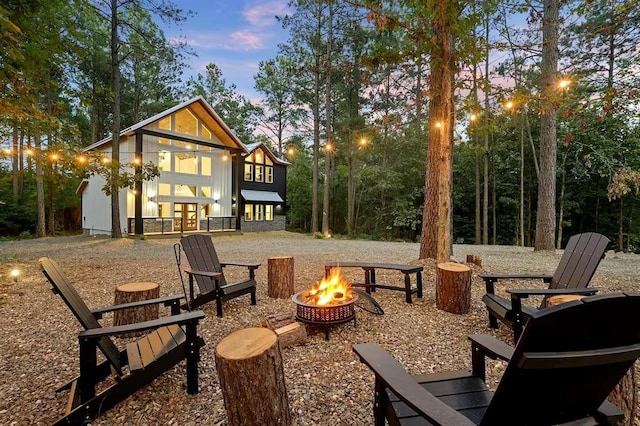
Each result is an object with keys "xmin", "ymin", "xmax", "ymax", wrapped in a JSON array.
[
  {"xmin": 230, "ymin": 30, "xmax": 264, "ymax": 50},
  {"xmin": 243, "ymin": 1, "xmax": 290, "ymax": 28}
]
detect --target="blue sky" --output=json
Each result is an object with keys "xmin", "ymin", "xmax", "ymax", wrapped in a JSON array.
[{"xmin": 167, "ymin": 0, "xmax": 292, "ymax": 102}]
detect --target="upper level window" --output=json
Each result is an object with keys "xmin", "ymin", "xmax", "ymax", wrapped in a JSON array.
[
  {"xmin": 244, "ymin": 164, "xmax": 253, "ymax": 181},
  {"xmin": 159, "ymin": 116, "xmax": 171, "ymax": 130},
  {"xmin": 175, "ymin": 109, "xmax": 197, "ymax": 136},
  {"xmin": 244, "ymin": 148, "xmax": 274, "ymax": 183}
]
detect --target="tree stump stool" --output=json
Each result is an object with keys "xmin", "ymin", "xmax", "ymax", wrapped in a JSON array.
[
  {"xmin": 546, "ymin": 294, "xmax": 584, "ymax": 307},
  {"xmin": 436, "ymin": 262, "xmax": 471, "ymax": 314},
  {"xmin": 268, "ymin": 256, "xmax": 294, "ymax": 299},
  {"xmin": 113, "ymin": 282, "xmax": 159, "ymax": 337},
  {"xmin": 215, "ymin": 327, "xmax": 292, "ymax": 426}
]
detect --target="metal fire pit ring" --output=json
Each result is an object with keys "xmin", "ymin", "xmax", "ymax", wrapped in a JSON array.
[{"xmin": 292, "ymin": 291, "xmax": 358, "ymax": 340}]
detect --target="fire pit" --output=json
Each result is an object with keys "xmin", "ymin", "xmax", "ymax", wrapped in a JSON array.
[{"xmin": 292, "ymin": 268, "xmax": 358, "ymax": 340}]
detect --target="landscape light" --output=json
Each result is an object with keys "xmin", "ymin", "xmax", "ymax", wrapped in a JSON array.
[{"xmin": 11, "ymin": 269, "xmax": 19, "ymax": 282}]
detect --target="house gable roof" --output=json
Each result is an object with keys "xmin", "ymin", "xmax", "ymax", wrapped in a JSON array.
[
  {"xmin": 242, "ymin": 142, "xmax": 290, "ymax": 166},
  {"xmin": 83, "ymin": 97, "xmax": 248, "ymax": 154}
]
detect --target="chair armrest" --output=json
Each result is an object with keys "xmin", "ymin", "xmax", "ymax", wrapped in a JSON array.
[
  {"xmin": 480, "ymin": 273, "xmax": 553, "ymax": 294},
  {"xmin": 220, "ymin": 261, "xmax": 261, "ymax": 270},
  {"xmin": 91, "ymin": 294, "xmax": 184, "ymax": 319},
  {"xmin": 353, "ymin": 343, "xmax": 475, "ymax": 426},
  {"xmin": 79, "ymin": 310, "xmax": 205, "ymax": 339},
  {"xmin": 468, "ymin": 334, "xmax": 513, "ymax": 362},
  {"xmin": 184, "ymin": 268, "xmax": 222, "ymax": 279},
  {"xmin": 507, "ymin": 287, "xmax": 598, "ymax": 299}
]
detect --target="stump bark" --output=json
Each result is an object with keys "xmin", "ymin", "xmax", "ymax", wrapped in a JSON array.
[
  {"xmin": 215, "ymin": 327, "xmax": 292, "ymax": 426},
  {"xmin": 436, "ymin": 262, "xmax": 471, "ymax": 314},
  {"xmin": 268, "ymin": 256, "xmax": 294, "ymax": 299},
  {"xmin": 113, "ymin": 282, "xmax": 159, "ymax": 336},
  {"xmin": 260, "ymin": 313, "xmax": 307, "ymax": 349}
]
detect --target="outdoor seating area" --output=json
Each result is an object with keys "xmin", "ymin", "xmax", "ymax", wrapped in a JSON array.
[{"xmin": 1, "ymin": 232, "xmax": 638, "ymax": 425}]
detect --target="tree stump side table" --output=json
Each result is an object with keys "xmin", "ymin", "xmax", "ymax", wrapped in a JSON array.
[
  {"xmin": 267, "ymin": 256, "xmax": 294, "ymax": 299},
  {"xmin": 113, "ymin": 282, "xmax": 160, "ymax": 336},
  {"xmin": 436, "ymin": 262, "xmax": 471, "ymax": 314},
  {"xmin": 215, "ymin": 327, "xmax": 292, "ymax": 426}
]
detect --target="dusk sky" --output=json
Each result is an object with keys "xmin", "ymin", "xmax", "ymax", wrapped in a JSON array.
[{"xmin": 166, "ymin": 0, "xmax": 292, "ymax": 103}]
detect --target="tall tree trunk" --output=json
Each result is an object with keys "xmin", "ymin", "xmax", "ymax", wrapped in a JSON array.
[
  {"xmin": 618, "ymin": 198, "xmax": 624, "ymax": 252},
  {"xmin": 419, "ymin": 0, "xmax": 455, "ymax": 262},
  {"xmin": 321, "ymin": 0, "xmax": 333, "ymax": 238},
  {"xmin": 556, "ymin": 152, "xmax": 567, "ymax": 248},
  {"xmin": 47, "ymin": 172, "xmax": 55, "ymax": 235},
  {"xmin": 35, "ymin": 134, "xmax": 46, "ymax": 237},
  {"xmin": 110, "ymin": 0, "xmax": 122, "ymax": 238},
  {"xmin": 520, "ymin": 112, "xmax": 525, "ymax": 246},
  {"xmin": 311, "ymin": 15, "xmax": 321, "ymax": 234},
  {"xmin": 482, "ymin": 16, "xmax": 490, "ymax": 245},
  {"xmin": 12, "ymin": 128, "xmax": 19, "ymax": 202},
  {"xmin": 471, "ymin": 16, "xmax": 481, "ymax": 245},
  {"xmin": 535, "ymin": 0, "xmax": 559, "ymax": 251}
]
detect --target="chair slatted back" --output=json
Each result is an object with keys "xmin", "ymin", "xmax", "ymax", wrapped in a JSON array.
[
  {"xmin": 38, "ymin": 257, "xmax": 123, "ymax": 375},
  {"xmin": 551, "ymin": 232, "xmax": 610, "ymax": 289},
  {"xmin": 481, "ymin": 293, "xmax": 640, "ymax": 425},
  {"xmin": 181, "ymin": 235, "xmax": 228, "ymax": 292}
]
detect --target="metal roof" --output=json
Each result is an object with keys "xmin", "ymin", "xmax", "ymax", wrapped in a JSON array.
[{"xmin": 241, "ymin": 190, "xmax": 284, "ymax": 203}]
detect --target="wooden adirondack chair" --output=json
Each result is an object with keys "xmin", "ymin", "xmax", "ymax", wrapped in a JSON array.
[
  {"xmin": 39, "ymin": 257, "xmax": 206, "ymax": 426},
  {"xmin": 354, "ymin": 293, "xmax": 640, "ymax": 425},
  {"xmin": 480, "ymin": 232, "xmax": 610, "ymax": 341},
  {"xmin": 176, "ymin": 234, "xmax": 260, "ymax": 317}
]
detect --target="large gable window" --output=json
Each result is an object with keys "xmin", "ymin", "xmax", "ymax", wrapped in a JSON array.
[{"xmin": 175, "ymin": 109, "xmax": 198, "ymax": 136}]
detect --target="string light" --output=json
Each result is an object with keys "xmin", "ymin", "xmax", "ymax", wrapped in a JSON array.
[
  {"xmin": 504, "ymin": 100, "xmax": 514, "ymax": 110},
  {"xmin": 469, "ymin": 113, "xmax": 478, "ymax": 122},
  {"xmin": 435, "ymin": 121, "xmax": 443, "ymax": 129},
  {"xmin": 558, "ymin": 79, "xmax": 571, "ymax": 90}
]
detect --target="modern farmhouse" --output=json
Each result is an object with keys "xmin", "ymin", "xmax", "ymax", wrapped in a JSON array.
[{"xmin": 78, "ymin": 97, "xmax": 287, "ymax": 236}]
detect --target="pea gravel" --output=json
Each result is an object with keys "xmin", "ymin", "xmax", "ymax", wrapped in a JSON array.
[{"xmin": 0, "ymin": 231, "xmax": 638, "ymax": 425}]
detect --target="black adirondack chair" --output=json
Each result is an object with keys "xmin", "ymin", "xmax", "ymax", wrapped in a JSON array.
[
  {"xmin": 175, "ymin": 234, "xmax": 260, "ymax": 317},
  {"xmin": 480, "ymin": 232, "xmax": 610, "ymax": 340},
  {"xmin": 39, "ymin": 257, "xmax": 206, "ymax": 426},
  {"xmin": 354, "ymin": 293, "xmax": 640, "ymax": 425}
]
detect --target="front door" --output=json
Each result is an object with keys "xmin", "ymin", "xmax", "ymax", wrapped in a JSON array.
[{"xmin": 174, "ymin": 203, "xmax": 197, "ymax": 231}]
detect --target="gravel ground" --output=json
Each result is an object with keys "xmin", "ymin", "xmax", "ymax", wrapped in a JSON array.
[{"xmin": 0, "ymin": 231, "xmax": 638, "ymax": 425}]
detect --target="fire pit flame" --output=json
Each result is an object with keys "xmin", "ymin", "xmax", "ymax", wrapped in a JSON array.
[{"xmin": 303, "ymin": 267, "xmax": 353, "ymax": 306}]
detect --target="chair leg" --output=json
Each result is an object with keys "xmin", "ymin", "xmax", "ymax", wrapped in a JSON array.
[
  {"xmin": 250, "ymin": 290, "xmax": 257, "ymax": 306},
  {"xmin": 373, "ymin": 377, "xmax": 387, "ymax": 426},
  {"xmin": 185, "ymin": 321, "xmax": 199, "ymax": 395},
  {"xmin": 216, "ymin": 297, "xmax": 223, "ymax": 318},
  {"xmin": 488, "ymin": 312, "xmax": 498, "ymax": 329}
]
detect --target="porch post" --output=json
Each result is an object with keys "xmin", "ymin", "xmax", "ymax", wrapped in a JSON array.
[
  {"xmin": 234, "ymin": 152, "xmax": 242, "ymax": 231},
  {"xmin": 134, "ymin": 132, "xmax": 143, "ymax": 235}
]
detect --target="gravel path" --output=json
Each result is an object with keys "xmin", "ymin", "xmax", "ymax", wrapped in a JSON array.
[{"xmin": 0, "ymin": 231, "xmax": 638, "ymax": 425}]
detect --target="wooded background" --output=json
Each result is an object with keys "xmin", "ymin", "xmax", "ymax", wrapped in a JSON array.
[{"xmin": 1, "ymin": 0, "xmax": 639, "ymax": 253}]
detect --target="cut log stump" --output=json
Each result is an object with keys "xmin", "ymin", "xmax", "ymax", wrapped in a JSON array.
[
  {"xmin": 436, "ymin": 262, "xmax": 471, "ymax": 314},
  {"xmin": 546, "ymin": 294, "xmax": 585, "ymax": 307},
  {"xmin": 466, "ymin": 254, "xmax": 482, "ymax": 267},
  {"xmin": 113, "ymin": 282, "xmax": 159, "ymax": 336},
  {"xmin": 268, "ymin": 256, "xmax": 294, "ymax": 299},
  {"xmin": 215, "ymin": 327, "xmax": 292, "ymax": 426},
  {"xmin": 260, "ymin": 313, "xmax": 307, "ymax": 349}
]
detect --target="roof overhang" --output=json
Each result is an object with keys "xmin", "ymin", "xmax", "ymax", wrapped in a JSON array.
[
  {"xmin": 241, "ymin": 190, "xmax": 284, "ymax": 203},
  {"xmin": 76, "ymin": 179, "xmax": 89, "ymax": 195}
]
